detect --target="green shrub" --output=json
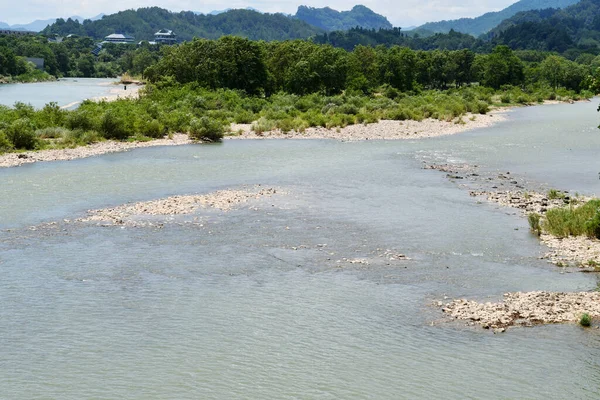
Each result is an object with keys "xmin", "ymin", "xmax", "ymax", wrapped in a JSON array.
[
  {"xmin": 6, "ymin": 118, "xmax": 37, "ymax": 150},
  {"xmin": 547, "ymin": 189, "xmax": 565, "ymax": 200},
  {"xmin": 35, "ymin": 126, "xmax": 69, "ymax": 139},
  {"xmin": 251, "ymin": 117, "xmax": 276, "ymax": 135},
  {"xmin": 500, "ymin": 93, "xmax": 511, "ymax": 104},
  {"xmin": 0, "ymin": 131, "xmax": 13, "ymax": 153},
  {"xmin": 99, "ymin": 110, "xmax": 131, "ymax": 140},
  {"xmin": 584, "ymin": 210, "xmax": 600, "ymax": 239},
  {"xmin": 233, "ymin": 110, "xmax": 255, "ymax": 124},
  {"xmin": 136, "ymin": 118, "xmax": 165, "ymax": 138},
  {"xmin": 543, "ymin": 200, "xmax": 600, "ymax": 238},
  {"xmin": 355, "ymin": 113, "xmax": 378, "ymax": 124},
  {"xmin": 66, "ymin": 110, "xmax": 97, "ymax": 131},
  {"xmin": 189, "ymin": 117, "xmax": 225, "ymax": 141},
  {"xmin": 528, "ymin": 213, "xmax": 542, "ymax": 236},
  {"xmin": 580, "ymin": 313, "xmax": 592, "ymax": 327}
]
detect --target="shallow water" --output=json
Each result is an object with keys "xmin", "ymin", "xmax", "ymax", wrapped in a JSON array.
[
  {"xmin": 0, "ymin": 78, "xmax": 122, "ymax": 109},
  {"xmin": 1, "ymin": 101, "xmax": 600, "ymax": 399}
]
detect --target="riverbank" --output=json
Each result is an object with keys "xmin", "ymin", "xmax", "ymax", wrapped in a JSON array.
[
  {"xmin": 0, "ymin": 134, "xmax": 191, "ymax": 168},
  {"xmin": 0, "ymin": 110, "xmax": 507, "ymax": 168},
  {"xmin": 423, "ymin": 162, "xmax": 600, "ymax": 268},
  {"xmin": 229, "ymin": 111, "xmax": 507, "ymax": 141},
  {"xmin": 468, "ymin": 189, "xmax": 600, "ymax": 267}
]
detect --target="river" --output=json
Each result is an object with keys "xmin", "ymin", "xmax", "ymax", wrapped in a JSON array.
[
  {"xmin": 0, "ymin": 100, "xmax": 599, "ymax": 398},
  {"xmin": 0, "ymin": 78, "xmax": 125, "ymax": 109}
]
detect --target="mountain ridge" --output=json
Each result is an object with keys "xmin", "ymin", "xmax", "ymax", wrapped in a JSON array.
[
  {"xmin": 294, "ymin": 5, "xmax": 392, "ymax": 31},
  {"xmin": 415, "ymin": 0, "xmax": 580, "ymax": 36}
]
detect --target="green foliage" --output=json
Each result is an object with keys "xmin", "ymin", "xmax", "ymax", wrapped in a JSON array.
[
  {"xmin": 415, "ymin": 0, "xmax": 579, "ymax": 36},
  {"xmin": 580, "ymin": 313, "xmax": 592, "ymax": 327},
  {"xmin": 188, "ymin": 117, "xmax": 225, "ymax": 141},
  {"xmin": 5, "ymin": 118, "xmax": 37, "ymax": 150},
  {"xmin": 99, "ymin": 110, "xmax": 131, "ymax": 140},
  {"xmin": 41, "ymin": 7, "xmax": 323, "ymax": 42},
  {"xmin": 548, "ymin": 189, "xmax": 566, "ymax": 200},
  {"xmin": 0, "ymin": 131, "xmax": 13, "ymax": 153},
  {"xmin": 528, "ymin": 213, "xmax": 542, "ymax": 236},
  {"xmin": 543, "ymin": 200, "xmax": 600, "ymax": 239}
]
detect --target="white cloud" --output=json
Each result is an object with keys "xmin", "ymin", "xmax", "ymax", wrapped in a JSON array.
[{"xmin": 1, "ymin": 0, "xmax": 518, "ymax": 27}]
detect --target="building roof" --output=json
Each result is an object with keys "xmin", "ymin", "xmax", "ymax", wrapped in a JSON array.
[
  {"xmin": 105, "ymin": 33, "xmax": 134, "ymax": 40},
  {"xmin": 154, "ymin": 29, "xmax": 174, "ymax": 36}
]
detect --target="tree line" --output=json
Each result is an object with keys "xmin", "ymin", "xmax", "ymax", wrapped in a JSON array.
[{"xmin": 145, "ymin": 36, "xmax": 595, "ymax": 95}]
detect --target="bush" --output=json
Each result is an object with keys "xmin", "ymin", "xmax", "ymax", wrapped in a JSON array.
[
  {"xmin": 233, "ymin": 110, "xmax": 255, "ymax": 124},
  {"xmin": 66, "ymin": 110, "xmax": 97, "ymax": 131},
  {"xmin": 189, "ymin": 117, "xmax": 225, "ymax": 141},
  {"xmin": 251, "ymin": 117, "xmax": 276, "ymax": 135},
  {"xmin": 580, "ymin": 313, "xmax": 592, "ymax": 327},
  {"xmin": 543, "ymin": 200, "xmax": 600, "ymax": 238},
  {"xmin": 547, "ymin": 189, "xmax": 565, "ymax": 200},
  {"xmin": 35, "ymin": 127, "xmax": 69, "ymax": 139},
  {"xmin": 99, "ymin": 110, "xmax": 131, "ymax": 140},
  {"xmin": 136, "ymin": 118, "xmax": 165, "ymax": 138},
  {"xmin": 528, "ymin": 213, "xmax": 542, "ymax": 236},
  {"xmin": 584, "ymin": 210, "xmax": 600, "ymax": 239},
  {"xmin": 6, "ymin": 118, "xmax": 37, "ymax": 150},
  {"xmin": 0, "ymin": 131, "xmax": 13, "ymax": 152}
]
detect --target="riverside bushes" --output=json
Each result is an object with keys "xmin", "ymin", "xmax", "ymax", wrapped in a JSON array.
[
  {"xmin": 543, "ymin": 200, "xmax": 600, "ymax": 239},
  {"xmin": 0, "ymin": 81, "xmax": 593, "ymax": 154}
]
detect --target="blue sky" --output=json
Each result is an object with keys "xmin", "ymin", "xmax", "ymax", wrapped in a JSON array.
[{"xmin": 2, "ymin": 0, "xmax": 518, "ymax": 27}]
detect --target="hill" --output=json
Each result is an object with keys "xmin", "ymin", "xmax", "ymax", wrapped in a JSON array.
[
  {"xmin": 294, "ymin": 5, "xmax": 392, "ymax": 31},
  {"xmin": 415, "ymin": 0, "xmax": 579, "ymax": 37},
  {"xmin": 490, "ymin": 0, "xmax": 600, "ymax": 53},
  {"xmin": 0, "ymin": 14, "xmax": 104, "ymax": 32},
  {"xmin": 41, "ymin": 7, "xmax": 324, "ymax": 42}
]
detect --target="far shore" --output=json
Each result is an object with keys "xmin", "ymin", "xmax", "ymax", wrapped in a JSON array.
[
  {"xmin": 0, "ymin": 109, "xmax": 509, "ymax": 168},
  {"xmin": 0, "ymin": 98, "xmax": 590, "ymax": 169}
]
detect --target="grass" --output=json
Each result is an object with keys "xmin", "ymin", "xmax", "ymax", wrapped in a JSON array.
[
  {"xmin": 528, "ymin": 213, "xmax": 542, "ymax": 236},
  {"xmin": 547, "ymin": 189, "xmax": 566, "ymax": 200},
  {"xmin": 543, "ymin": 200, "xmax": 600, "ymax": 239}
]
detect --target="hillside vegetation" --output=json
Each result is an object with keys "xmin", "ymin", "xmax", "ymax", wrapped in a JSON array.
[
  {"xmin": 489, "ymin": 0, "xmax": 600, "ymax": 55},
  {"xmin": 41, "ymin": 7, "xmax": 324, "ymax": 42},
  {"xmin": 415, "ymin": 0, "xmax": 579, "ymax": 36}
]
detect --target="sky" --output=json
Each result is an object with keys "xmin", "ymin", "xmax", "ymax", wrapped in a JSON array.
[{"xmin": 1, "ymin": 0, "xmax": 519, "ymax": 27}]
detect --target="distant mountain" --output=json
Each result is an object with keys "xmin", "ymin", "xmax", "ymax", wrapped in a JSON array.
[
  {"xmin": 490, "ymin": 0, "xmax": 600, "ymax": 53},
  {"xmin": 415, "ymin": 0, "xmax": 580, "ymax": 37},
  {"xmin": 41, "ymin": 7, "xmax": 324, "ymax": 42},
  {"xmin": 1, "ymin": 14, "xmax": 104, "ymax": 32},
  {"xmin": 207, "ymin": 7, "xmax": 261, "ymax": 15},
  {"xmin": 294, "ymin": 5, "xmax": 392, "ymax": 32}
]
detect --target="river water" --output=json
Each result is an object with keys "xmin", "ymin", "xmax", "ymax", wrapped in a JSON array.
[
  {"xmin": 1, "ymin": 100, "xmax": 600, "ymax": 399},
  {"xmin": 0, "ymin": 78, "xmax": 123, "ymax": 109}
]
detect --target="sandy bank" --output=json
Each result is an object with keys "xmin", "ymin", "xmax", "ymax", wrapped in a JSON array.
[
  {"xmin": 78, "ymin": 186, "xmax": 282, "ymax": 226},
  {"xmin": 0, "ymin": 134, "xmax": 192, "ymax": 168},
  {"xmin": 229, "ymin": 111, "xmax": 507, "ymax": 141},
  {"xmin": 93, "ymin": 83, "xmax": 142, "ymax": 102},
  {"xmin": 441, "ymin": 291, "xmax": 600, "ymax": 332}
]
